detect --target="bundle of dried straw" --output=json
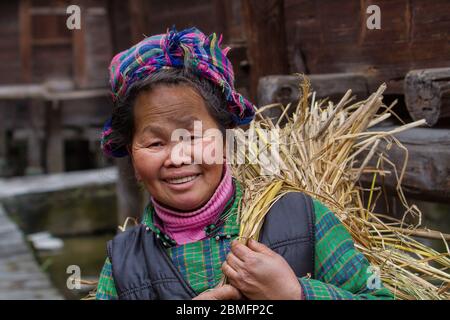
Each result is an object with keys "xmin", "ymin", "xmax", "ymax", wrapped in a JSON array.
[{"xmin": 229, "ymin": 75, "xmax": 450, "ymax": 300}]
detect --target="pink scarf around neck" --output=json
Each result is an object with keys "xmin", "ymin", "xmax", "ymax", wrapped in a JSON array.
[{"xmin": 151, "ymin": 164, "xmax": 234, "ymax": 245}]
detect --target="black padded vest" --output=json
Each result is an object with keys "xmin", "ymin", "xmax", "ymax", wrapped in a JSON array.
[{"xmin": 107, "ymin": 191, "xmax": 315, "ymax": 300}]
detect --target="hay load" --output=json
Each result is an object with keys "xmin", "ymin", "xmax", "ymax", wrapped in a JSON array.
[{"xmin": 230, "ymin": 76, "xmax": 450, "ymax": 300}]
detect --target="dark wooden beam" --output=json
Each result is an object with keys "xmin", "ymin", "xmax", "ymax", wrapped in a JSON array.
[
  {"xmin": 19, "ymin": 0, "xmax": 32, "ymax": 83},
  {"xmin": 128, "ymin": 0, "xmax": 150, "ymax": 44},
  {"xmin": 257, "ymin": 73, "xmax": 369, "ymax": 124},
  {"xmin": 25, "ymin": 100, "xmax": 43, "ymax": 175},
  {"xmin": 116, "ymin": 157, "xmax": 144, "ymax": 225},
  {"xmin": 0, "ymin": 111, "xmax": 7, "ymax": 176},
  {"xmin": 404, "ymin": 68, "xmax": 450, "ymax": 127},
  {"xmin": 258, "ymin": 73, "xmax": 369, "ymax": 106},
  {"xmin": 213, "ymin": 0, "xmax": 228, "ymax": 39},
  {"xmin": 45, "ymin": 100, "xmax": 64, "ymax": 173},
  {"xmin": 72, "ymin": 2, "xmax": 87, "ymax": 88},
  {"xmin": 359, "ymin": 127, "xmax": 450, "ymax": 203},
  {"xmin": 106, "ymin": 0, "xmax": 133, "ymax": 51},
  {"xmin": 241, "ymin": 0, "xmax": 289, "ymax": 101},
  {"xmin": 107, "ymin": 0, "xmax": 144, "ymax": 224}
]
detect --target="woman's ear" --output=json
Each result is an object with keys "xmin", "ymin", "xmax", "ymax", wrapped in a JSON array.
[
  {"xmin": 135, "ymin": 171, "xmax": 142, "ymax": 182},
  {"xmin": 132, "ymin": 159, "xmax": 142, "ymax": 182},
  {"xmin": 127, "ymin": 145, "xmax": 142, "ymax": 182}
]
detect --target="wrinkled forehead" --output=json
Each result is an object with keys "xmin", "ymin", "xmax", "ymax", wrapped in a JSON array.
[
  {"xmin": 139, "ymin": 114, "xmax": 201, "ymax": 136},
  {"xmin": 133, "ymin": 85, "xmax": 209, "ymax": 125},
  {"xmin": 135, "ymin": 83, "xmax": 206, "ymax": 112}
]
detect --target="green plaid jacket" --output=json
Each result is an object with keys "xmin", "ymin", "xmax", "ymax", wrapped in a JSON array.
[{"xmin": 96, "ymin": 179, "xmax": 393, "ymax": 300}]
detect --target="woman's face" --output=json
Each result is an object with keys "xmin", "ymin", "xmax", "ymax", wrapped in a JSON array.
[{"xmin": 131, "ymin": 84, "xmax": 225, "ymax": 211}]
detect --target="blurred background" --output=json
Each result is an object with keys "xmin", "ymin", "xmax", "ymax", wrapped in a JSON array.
[{"xmin": 0, "ymin": 0, "xmax": 448, "ymax": 299}]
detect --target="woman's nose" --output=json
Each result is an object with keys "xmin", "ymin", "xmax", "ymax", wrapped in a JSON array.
[{"xmin": 164, "ymin": 141, "xmax": 193, "ymax": 167}]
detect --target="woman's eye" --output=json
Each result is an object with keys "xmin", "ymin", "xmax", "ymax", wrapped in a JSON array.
[{"xmin": 148, "ymin": 142, "xmax": 163, "ymax": 148}]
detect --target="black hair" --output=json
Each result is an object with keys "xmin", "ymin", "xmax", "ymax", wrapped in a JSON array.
[{"xmin": 109, "ymin": 67, "xmax": 236, "ymax": 154}]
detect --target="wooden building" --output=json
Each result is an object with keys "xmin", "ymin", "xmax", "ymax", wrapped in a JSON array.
[
  {"xmin": 0, "ymin": 0, "xmax": 113, "ymax": 176},
  {"xmin": 108, "ymin": 0, "xmax": 450, "ymax": 206},
  {"xmin": 0, "ymin": 0, "xmax": 449, "ymax": 211}
]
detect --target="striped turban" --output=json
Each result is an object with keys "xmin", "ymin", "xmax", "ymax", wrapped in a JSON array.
[{"xmin": 101, "ymin": 27, "xmax": 255, "ymax": 158}]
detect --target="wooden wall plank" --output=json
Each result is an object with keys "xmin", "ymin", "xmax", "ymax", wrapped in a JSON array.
[
  {"xmin": 45, "ymin": 100, "xmax": 64, "ymax": 173},
  {"xmin": 19, "ymin": 0, "xmax": 32, "ymax": 83},
  {"xmin": 284, "ymin": 0, "xmax": 450, "ymax": 94},
  {"xmin": 241, "ymin": 0, "xmax": 290, "ymax": 100},
  {"xmin": 360, "ymin": 127, "xmax": 450, "ymax": 203},
  {"xmin": 0, "ymin": 2, "xmax": 21, "ymax": 84},
  {"xmin": 404, "ymin": 68, "xmax": 450, "ymax": 126},
  {"xmin": 72, "ymin": 1, "xmax": 87, "ymax": 88},
  {"xmin": 83, "ymin": 4, "xmax": 112, "ymax": 87}
]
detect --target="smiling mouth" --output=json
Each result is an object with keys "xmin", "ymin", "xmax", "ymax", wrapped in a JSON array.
[{"xmin": 164, "ymin": 174, "xmax": 200, "ymax": 185}]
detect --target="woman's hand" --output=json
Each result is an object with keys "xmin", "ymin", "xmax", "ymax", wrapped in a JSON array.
[
  {"xmin": 192, "ymin": 284, "xmax": 243, "ymax": 300},
  {"xmin": 222, "ymin": 239, "xmax": 303, "ymax": 300}
]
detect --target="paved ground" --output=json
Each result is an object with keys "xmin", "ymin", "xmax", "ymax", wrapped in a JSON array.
[{"xmin": 0, "ymin": 204, "xmax": 62, "ymax": 300}]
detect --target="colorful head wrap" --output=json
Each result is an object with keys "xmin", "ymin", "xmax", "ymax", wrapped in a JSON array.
[{"xmin": 101, "ymin": 27, "xmax": 255, "ymax": 158}]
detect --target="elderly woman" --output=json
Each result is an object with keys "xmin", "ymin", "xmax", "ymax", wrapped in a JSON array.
[{"xmin": 96, "ymin": 27, "xmax": 393, "ymax": 300}]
